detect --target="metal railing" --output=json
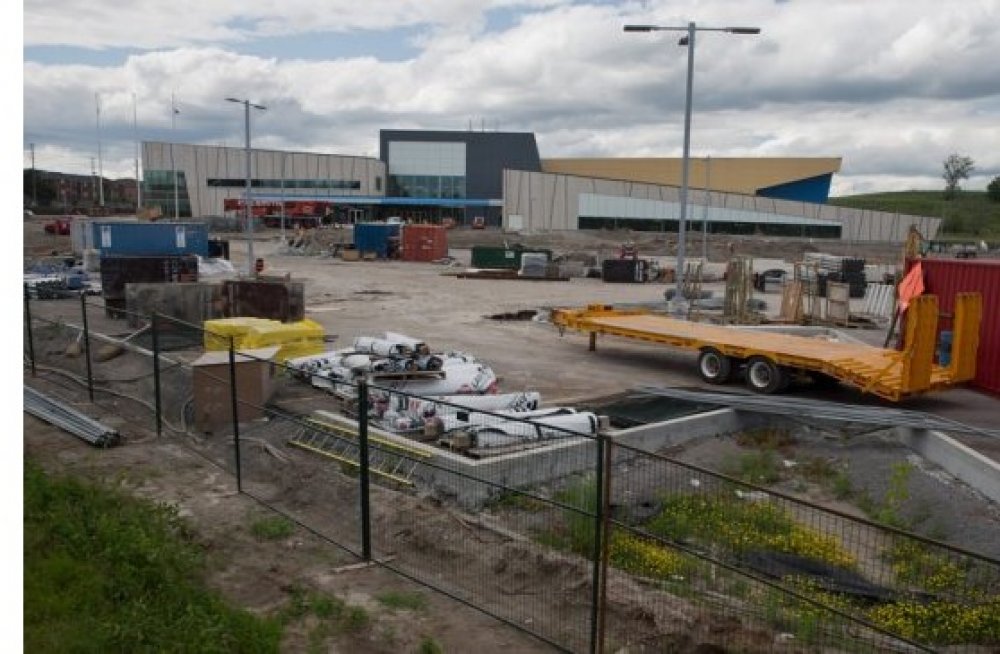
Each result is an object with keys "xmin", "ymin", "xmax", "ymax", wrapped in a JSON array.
[{"xmin": 23, "ymin": 289, "xmax": 1000, "ymax": 653}]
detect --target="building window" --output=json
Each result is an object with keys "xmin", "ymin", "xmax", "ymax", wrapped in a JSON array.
[
  {"xmin": 206, "ymin": 178, "xmax": 361, "ymax": 190},
  {"xmin": 577, "ymin": 216, "xmax": 841, "ymax": 239},
  {"xmin": 388, "ymin": 175, "xmax": 465, "ymax": 199},
  {"xmin": 143, "ymin": 169, "xmax": 191, "ymax": 217}
]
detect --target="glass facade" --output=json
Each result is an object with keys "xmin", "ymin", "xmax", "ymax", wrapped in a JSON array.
[
  {"xmin": 387, "ymin": 141, "xmax": 466, "ymax": 199},
  {"xmin": 388, "ymin": 175, "xmax": 465, "ymax": 199},
  {"xmin": 143, "ymin": 169, "xmax": 191, "ymax": 218}
]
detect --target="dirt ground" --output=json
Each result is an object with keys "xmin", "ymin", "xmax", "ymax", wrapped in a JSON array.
[{"xmin": 21, "ymin": 220, "xmax": 1000, "ymax": 652}]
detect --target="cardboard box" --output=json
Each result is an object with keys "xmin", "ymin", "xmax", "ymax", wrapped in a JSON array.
[{"xmin": 341, "ymin": 248, "xmax": 360, "ymax": 261}]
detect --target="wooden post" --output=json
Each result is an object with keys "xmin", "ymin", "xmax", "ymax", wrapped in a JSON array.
[{"xmin": 589, "ymin": 332, "xmax": 596, "ymax": 352}]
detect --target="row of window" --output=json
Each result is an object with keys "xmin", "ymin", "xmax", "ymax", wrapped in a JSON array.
[
  {"xmin": 577, "ymin": 217, "xmax": 842, "ymax": 239},
  {"xmin": 206, "ymin": 178, "xmax": 362, "ymax": 190},
  {"xmin": 388, "ymin": 175, "xmax": 465, "ymax": 199}
]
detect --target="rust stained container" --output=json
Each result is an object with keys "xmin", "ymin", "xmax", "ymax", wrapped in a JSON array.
[
  {"xmin": 222, "ymin": 280, "xmax": 305, "ymax": 323},
  {"xmin": 908, "ymin": 258, "xmax": 1000, "ymax": 395},
  {"xmin": 401, "ymin": 225, "xmax": 448, "ymax": 262}
]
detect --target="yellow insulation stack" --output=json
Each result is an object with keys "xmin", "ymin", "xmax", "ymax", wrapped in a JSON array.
[
  {"xmin": 203, "ymin": 318, "xmax": 276, "ymax": 351},
  {"xmin": 203, "ymin": 317, "xmax": 326, "ymax": 361}
]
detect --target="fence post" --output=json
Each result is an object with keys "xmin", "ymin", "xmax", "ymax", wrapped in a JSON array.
[
  {"xmin": 24, "ymin": 283, "xmax": 36, "ymax": 376},
  {"xmin": 152, "ymin": 312, "xmax": 162, "ymax": 437},
  {"xmin": 589, "ymin": 435, "xmax": 606, "ymax": 654},
  {"xmin": 598, "ymin": 438, "xmax": 613, "ymax": 654},
  {"xmin": 229, "ymin": 336, "xmax": 242, "ymax": 493},
  {"xmin": 229, "ymin": 336, "xmax": 243, "ymax": 493},
  {"xmin": 358, "ymin": 379, "xmax": 372, "ymax": 561},
  {"xmin": 80, "ymin": 293, "xmax": 94, "ymax": 402}
]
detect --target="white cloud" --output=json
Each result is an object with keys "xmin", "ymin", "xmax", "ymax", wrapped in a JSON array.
[{"xmin": 21, "ymin": 0, "xmax": 1000, "ymax": 196}]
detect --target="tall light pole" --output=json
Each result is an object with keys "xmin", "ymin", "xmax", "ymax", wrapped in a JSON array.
[
  {"xmin": 624, "ymin": 22, "xmax": 760, "ymax": 316},
  {"xmin": 95, "ymin": 93, "xmax": 104, "ymax": 208},
  {"xmin": 226, "ymin": 97, "xmax": 267, "ymax": 276},
  {"xmin": 133, "ymin": 92, "xmax": 142, "ymax": 214},
  {"xmin": 171, "ymin": 93, "xmax": 180, "ymax": 219},
  {"xmin": 702, "ymin": 155, "xmax": 711, "ymax": 262}
]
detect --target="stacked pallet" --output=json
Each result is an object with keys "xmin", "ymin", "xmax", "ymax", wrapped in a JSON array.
[{"xmin": 803, "ymin": 253, "xmax": 867, "ymax": 298}]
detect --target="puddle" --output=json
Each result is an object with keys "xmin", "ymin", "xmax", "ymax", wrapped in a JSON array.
[{"xmin": 580, "ymin": 394, "xmax": 718, "ymax": 428}]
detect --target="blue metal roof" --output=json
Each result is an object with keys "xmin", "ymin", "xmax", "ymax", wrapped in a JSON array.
[{"xmin": 247, "ymin": 194, "xmax": 502, "ymax": 208}]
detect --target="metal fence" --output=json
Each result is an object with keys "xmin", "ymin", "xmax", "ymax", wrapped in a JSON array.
[{"xmin": 23, "ymin": 290, "xmax": 1000, "ymax": 653}]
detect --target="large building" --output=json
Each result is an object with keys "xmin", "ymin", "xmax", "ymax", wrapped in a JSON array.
[{"xmin": 141, "ymin": 131, "xmax": 940, "ymax": 241}]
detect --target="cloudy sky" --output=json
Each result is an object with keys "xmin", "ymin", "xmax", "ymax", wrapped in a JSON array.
[{"xmin": 19, "ymin": 0, "xmax": 1000, "ymax": 196}]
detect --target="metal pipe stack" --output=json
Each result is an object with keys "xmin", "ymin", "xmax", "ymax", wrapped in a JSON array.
[{"xmin": 24, "ymin": 386, "xmax": 120, "ymax": 447}]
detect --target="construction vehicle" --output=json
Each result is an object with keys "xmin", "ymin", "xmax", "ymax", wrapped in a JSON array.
[{"xmin": 550, "ymin": 292, "xmax": 982, "ymax": 402}]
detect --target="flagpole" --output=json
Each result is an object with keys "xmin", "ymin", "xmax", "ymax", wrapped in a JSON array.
[{"xmin": 133, "ymin": 92, "xmax": 141, "ymax": 213}]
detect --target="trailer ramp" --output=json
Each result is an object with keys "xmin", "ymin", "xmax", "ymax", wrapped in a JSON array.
[{"xmin": 551, "ymin": 293, "xmax": 981, "ymax": 402}]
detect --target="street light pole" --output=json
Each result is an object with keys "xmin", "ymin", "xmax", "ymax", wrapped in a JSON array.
[
  {"xmin": 624, "ymin": 22, "xmax": 760, "ymax": 316},
  {"xmin": 171, "ymin": 93, "xmax": 179, "ymax": 219},
  {"xmin": 226, "ymin": 97, "xmax": 267, "ymax": 276},
  {"xmin": 95, "ymin": 93, "xmax": 104, "ymax": 209},
  {"xmin": 702, "ymin": 155, "xmax": 711, "ymax": 262},
  {"xmin": 676, "ymin": 21, "xmax": 696, "ymax": 315}
]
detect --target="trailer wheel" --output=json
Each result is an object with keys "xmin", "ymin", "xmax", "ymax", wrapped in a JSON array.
[
  {"xmin": 698, "ymin": 348, "xmax": 733, "ymax": 384},
  {"xmin": 746, "ymin": 356, "xmax": 786, "ymax": 394}
]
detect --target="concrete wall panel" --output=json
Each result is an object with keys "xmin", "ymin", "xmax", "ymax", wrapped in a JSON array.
[{"xmin": 503, "ymin": 170, "xmax": 941, "ymax": 242}]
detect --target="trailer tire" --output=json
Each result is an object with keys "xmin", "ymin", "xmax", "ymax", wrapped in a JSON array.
[
  {"xmin": 698, "ymin": 348, "xmax": 733, "ymax": 384},
  {"xmin": 746, "ymin": 356, "xmax": 786, "ymax": 394}
]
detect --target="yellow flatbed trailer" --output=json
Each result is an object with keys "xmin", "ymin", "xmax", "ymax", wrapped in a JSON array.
[{"xmin": 551, "ymin": 293, "xmax": 982, "ymax": 402}]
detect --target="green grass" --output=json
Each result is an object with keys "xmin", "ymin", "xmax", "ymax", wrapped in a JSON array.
[
  {"xmin": 829, "ymin": 190, "xmax": 1000, "ymax": 238},
  {"xmin": 23, "ymin": 460, "xmax": 283, "ymax": 653},
  {"xmin": 250, "ymin": 515, "xmax": 295, "ymax": 541},
  {"xmin": 376, "ymin": 591, "xmax": 427, "ymax": 611},
  {"xmin": 417, "ymin": 636, "xmax": 445, "ymax": 654}
]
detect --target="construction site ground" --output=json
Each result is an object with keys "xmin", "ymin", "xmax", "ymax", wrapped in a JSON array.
[{"xmin": 21, "ymin": 220, "xmax": 1000, "ymax": 652}]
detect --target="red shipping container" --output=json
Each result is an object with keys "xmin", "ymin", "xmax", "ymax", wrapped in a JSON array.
[
  {"xmin": 906, "ymin": 258, "xmax": 1000, "ymax": 395},
  {"xmin": 401, "ymin": 225, "xmax": 448, "ymax": 262}
]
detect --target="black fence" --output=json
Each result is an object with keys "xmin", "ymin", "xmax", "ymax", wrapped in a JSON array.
[{"xmin": 23, "ymin": 290, "xmax": 1000, "ymax": 653}]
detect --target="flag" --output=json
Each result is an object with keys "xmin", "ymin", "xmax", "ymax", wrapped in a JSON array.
[{"xmin": 897, "ymin": 261, "xmax": 924, "ymax": 311}]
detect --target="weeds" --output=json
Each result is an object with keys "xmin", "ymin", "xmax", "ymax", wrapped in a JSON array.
[
  {"xmin": 24, "ymin": 461, "xmax": 282, "ymax": 653},
  {"xmin": 831, "ymin": 471, "xmax": 853, "ymax": 500},
  {"xmin": 417, "ymin": 636, "xmax": 445, "ymax": 654},
  {"xmin": 251, "ymin": 515, "xmax": 295, "ymax": 541},
  {"xmin": 483, "ymin": 489, "xmax": 547, "ymax": 512},
  {"xmin": 278, "ymin": 585, "xmax": 369, "ymax": 651},
  {"xmin": 377, "ymin": 591, "xmax": 427, "ymax": 611},
  {"xmin": 722, "ymin": 450, "xmax": 782, "ymax": 485},
  {"xmin": 646, "ymin": 494, "xmax": 856, "ymax": 569},
  {"xmin": 734, "ymin": 427, "xmax": 796, "ymax": 451}
]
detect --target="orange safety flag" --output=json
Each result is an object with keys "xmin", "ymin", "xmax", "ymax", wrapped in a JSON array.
[{"xmin": 897, "ymin": 261, "xmax": 924, "ymax": 311}]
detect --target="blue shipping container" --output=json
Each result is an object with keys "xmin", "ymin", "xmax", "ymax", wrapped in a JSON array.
[
  {"xmin": 93, "ymin": 222, "xmax": 209, "ymax": 257},
  {"xmin": 353, "ymin": 223, "xmax": 401, "ymax": 258}
]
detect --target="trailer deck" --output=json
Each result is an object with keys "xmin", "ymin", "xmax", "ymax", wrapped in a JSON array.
[{"xmin": 551, "ymin": 293, "xmax": 982, "ymax": 402}]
